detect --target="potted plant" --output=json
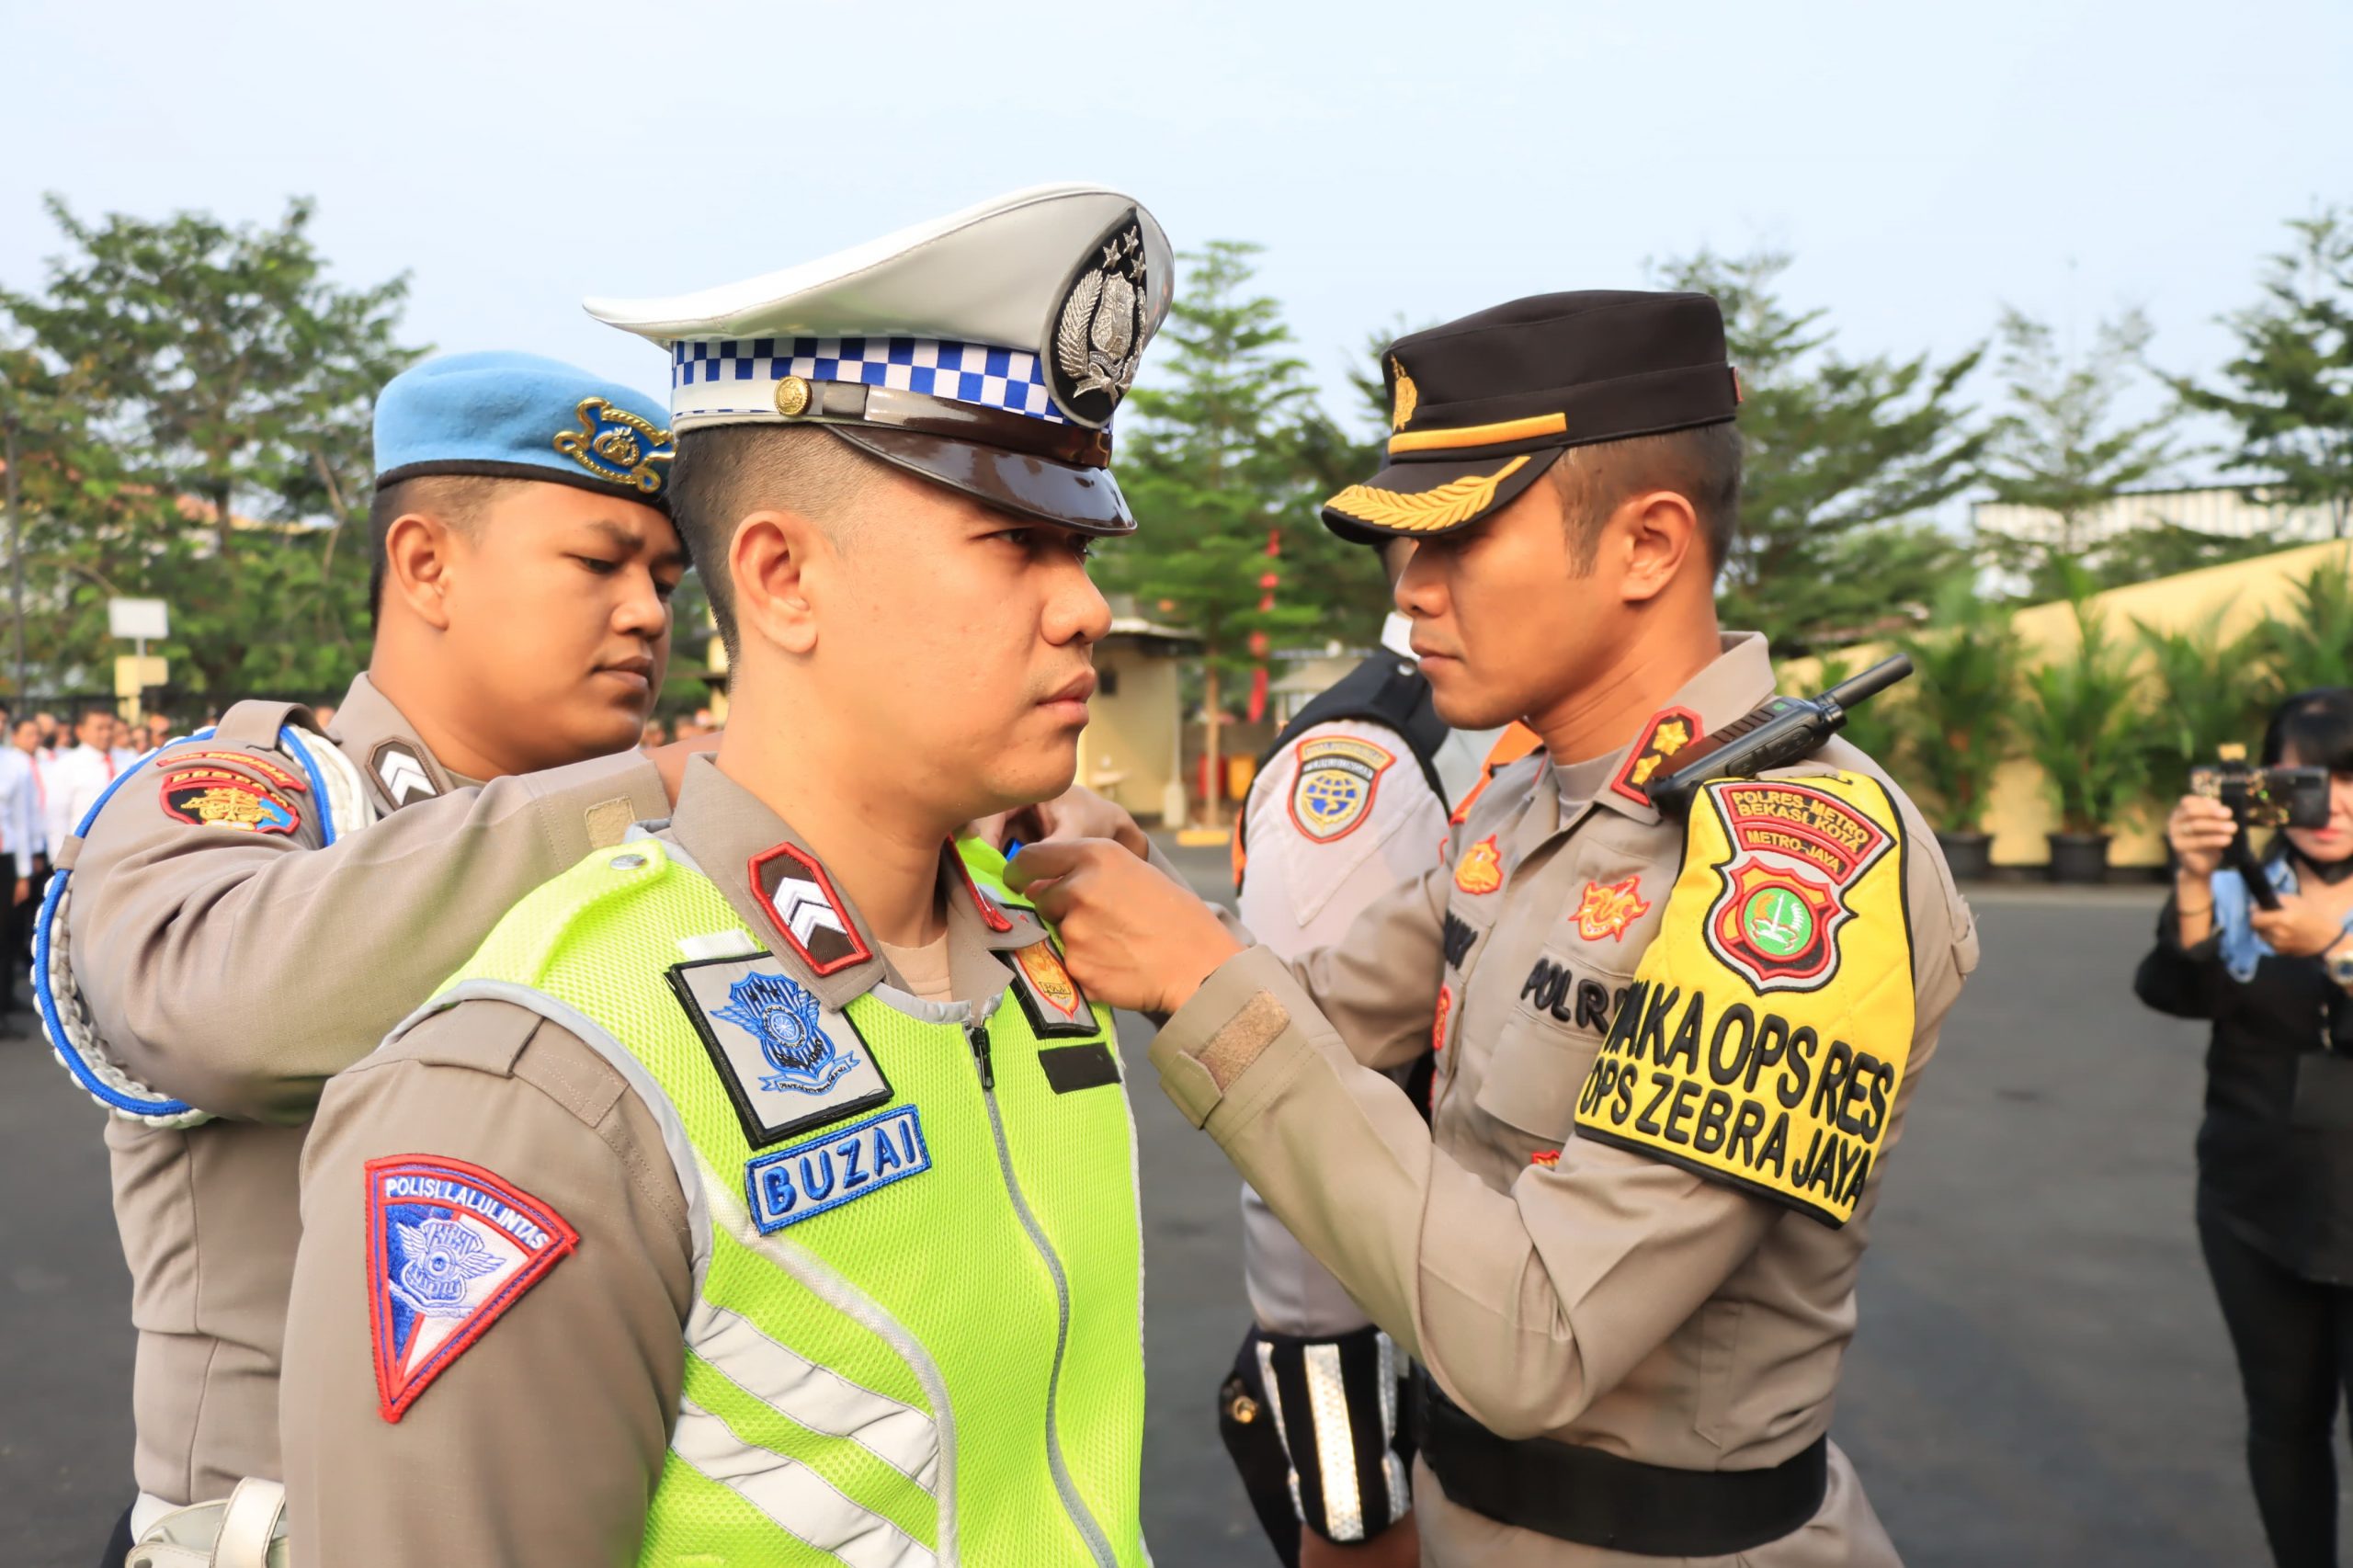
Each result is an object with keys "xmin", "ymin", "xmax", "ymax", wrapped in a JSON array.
[
  {"xmin": 2135, "ymin": 614, "xmax": 2269, "ymax": 808},
  {"xmin": 2018, "ymin": 580, "xmax": 2147, "ymax": 882},
  {"xmin": 1893, "ymin": 583, "xmax": 2024, "ymax": 881}
]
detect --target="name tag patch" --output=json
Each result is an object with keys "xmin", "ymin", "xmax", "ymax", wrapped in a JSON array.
[
  {"xmin": 746, "ymin": 1105, "xmax": 930, "ymax": 1233},
  {"xmin": 669, "ymin": 956, "xmax": 893, "ymax": 1148},
  {"xmin": 366, "ymin": 1155, "xmax": 578, "ymax": 1423}
]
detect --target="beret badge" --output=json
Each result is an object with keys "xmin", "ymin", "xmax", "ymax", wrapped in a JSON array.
[{"xmin": 552, "ymin": 397, "xmax": 676, "ymax": 495}]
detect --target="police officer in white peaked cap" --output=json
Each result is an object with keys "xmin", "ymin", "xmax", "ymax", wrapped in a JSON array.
[{"xmin": 278, "ymin": 186, "xmax": 1178, "ymax": 1568}]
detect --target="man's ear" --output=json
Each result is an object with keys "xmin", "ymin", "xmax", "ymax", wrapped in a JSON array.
[
  {"xmin": 731, "ymin": 509, "xmax": 831, "ymax": 658},
  {"xmin": 380, "ymin": 513, "xmax": 463, "ymax": 631},
  {"xmin": 1615, "ymin": 490, "xmax": 1701, "ymax": 606}
]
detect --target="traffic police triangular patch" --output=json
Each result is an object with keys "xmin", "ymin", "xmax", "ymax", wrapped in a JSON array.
[
  {"xmin": 667, "ymin": 955, "xmax": 893, "ymax": 1147},
  {"xmin": 365, "ymin": 1155, "xmax": 577, "ymax": 1423}
]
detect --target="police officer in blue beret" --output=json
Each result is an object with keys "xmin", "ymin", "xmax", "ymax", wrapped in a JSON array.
[{"xmin": 51, "ymin": 351, "xmax": 697, "ymax": 1566}]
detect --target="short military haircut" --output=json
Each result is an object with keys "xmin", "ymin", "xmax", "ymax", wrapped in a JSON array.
[
  {"xmin": 366, "ymin": 473, "xmax": 521, "ymax": 625},
  {"xmin": 1549, "ymin": 421, "xmax": 1744, "ymax": 576},
  {"xmin": 664, "ymin": 425, "xmax": 888, "ymax": 665}
]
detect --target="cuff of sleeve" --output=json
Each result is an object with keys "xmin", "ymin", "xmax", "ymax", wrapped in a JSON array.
[
  {"xmin": 1149, "ymin": 945, "xmax": 1324, "ymax": 1131},
  {"xmin": 523, "ymin": 753, "xmax": 670, "ymax": 858},
  {"xmin": 2158, "ymin": 898, "xmax": 2224, "ymax": 960}
]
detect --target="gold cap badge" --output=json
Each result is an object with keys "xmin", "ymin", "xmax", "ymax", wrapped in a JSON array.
[{"xmin": 552, "ymin": 397, "xmax": 675, "ymax": 495}]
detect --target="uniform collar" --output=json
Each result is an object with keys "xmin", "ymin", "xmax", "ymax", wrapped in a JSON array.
[
  {"xmin": 328, "ymin": 672, "xmax": 478, "ymax": 812},
  {"xmin": 663, "ymin": 756, "xmax": 1046, "ymax": 1012},
  {"xmin": 1535, "ymin": 631, "xmax": 1777, "ymax": 833}
]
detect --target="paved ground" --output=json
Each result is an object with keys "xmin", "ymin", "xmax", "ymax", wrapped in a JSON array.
[{"xmin": 0, "ymin": 866, "xmax": 2323, "ymax": 1564}]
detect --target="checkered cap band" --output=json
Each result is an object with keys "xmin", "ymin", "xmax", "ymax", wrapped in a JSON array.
[{"xmin": 670, "ymin": 336, "xmax": 1068, "ymax": 426}]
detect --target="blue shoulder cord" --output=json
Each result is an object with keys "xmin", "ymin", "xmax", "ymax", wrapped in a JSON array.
[{"xmin": 36, "ymin": 726, "xmax": 337, "ymax": 1119}]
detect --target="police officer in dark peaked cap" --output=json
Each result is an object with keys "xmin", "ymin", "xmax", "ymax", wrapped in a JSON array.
[{"xmin": 1021, "ymin": 288, "xmax": 1979, "ymax": 1565}]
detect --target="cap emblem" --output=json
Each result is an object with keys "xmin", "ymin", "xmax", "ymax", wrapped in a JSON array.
[
  {"xmin": 1324, "ymin": 454, "xmax": 1532, "ymax": 536},
  {"xmin": 552, "ymin": 396, "xmax": 675, "ymax": 495},
  {"xmin": 1391, "ymin": 359, "xmax": 1418, "ymax": 431},
  {"xmin": 1049, "ymin": 215, "xmax": 1149, "ymax": 426}
]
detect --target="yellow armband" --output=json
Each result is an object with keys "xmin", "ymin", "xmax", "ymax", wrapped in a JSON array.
[{"xmin": 1574, "ymin": 773, "xmax": 1915, "ymax": 1226}]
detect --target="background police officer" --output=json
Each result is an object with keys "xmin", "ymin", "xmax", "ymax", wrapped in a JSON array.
[
  {"xmin": 1021, "ymin": 292, "xmax": 1977, "ymax": 1566},
  {"xmin": 52, "ymin": 351, "xmax": 685, "ymax": 1563}
]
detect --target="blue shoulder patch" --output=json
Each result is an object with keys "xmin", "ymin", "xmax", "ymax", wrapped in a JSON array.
[
  {"xmin": 366, "ymin": 1155, "xmax": 577, "ymax": 1423},
  {"xmin": 745, "ymin": 1105, "xmax": 930, "ymax": 1234}
]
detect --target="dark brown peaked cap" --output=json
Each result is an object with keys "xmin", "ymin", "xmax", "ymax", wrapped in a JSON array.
[{"xmin": 1322, "ymin": 290, "xmax": 1740, "ymax": 544}]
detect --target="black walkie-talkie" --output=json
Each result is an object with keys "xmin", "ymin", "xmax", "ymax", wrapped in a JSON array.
[{"xmin": 1643, "ymin": 655, "xmax": 1914, "ymax": 818}]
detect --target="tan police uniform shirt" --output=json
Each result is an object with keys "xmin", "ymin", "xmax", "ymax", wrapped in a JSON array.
[
  {"xmin": 1237, "ymin": 709, "xmax": 1450, "ymax": 1337},
  {"xmin": 280, "ymin": 758, "xmax": 1059, "ymax": 1566},
  {"xmin": 69, "ymin": 672, "xmax": 667, "ymax": 1508},
  {"xmin": 1148, "ymin": 633, "xmax": 1979, "ymax": 1567}
]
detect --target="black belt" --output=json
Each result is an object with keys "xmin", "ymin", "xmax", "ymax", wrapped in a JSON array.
[{"xmin": 1414, "ymin": 1369, "xmax": 1828, "ymax": 1557}]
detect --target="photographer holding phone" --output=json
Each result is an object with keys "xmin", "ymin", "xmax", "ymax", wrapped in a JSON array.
[{"xmin": 2139, "ymin": 687, "xmax": 2353, "ymax": 1568}]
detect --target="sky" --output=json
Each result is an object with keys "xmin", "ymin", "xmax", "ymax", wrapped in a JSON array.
[{"xmin": 5, "ymin": 0, "xmax": 2349, "ymax": 462}]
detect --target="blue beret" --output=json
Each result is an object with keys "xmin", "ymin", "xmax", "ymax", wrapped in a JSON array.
[{"xmin": 372, "ymin": 351, "xmax": 675, "ymax": 504}]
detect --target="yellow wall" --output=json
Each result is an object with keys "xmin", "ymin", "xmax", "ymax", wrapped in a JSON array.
[
  {"xmin": 1075, "ymin": 643, "xmax": 1183, "ymax": 824},
  {"xmin": 1790, "ymin": 540, "xmax": 2353, "ymax": 868}
]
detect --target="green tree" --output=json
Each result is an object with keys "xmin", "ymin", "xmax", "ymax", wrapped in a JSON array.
[
  {"xmin": 1283, "ymin": 319, "xmax": 1426, "ymax": 645},
  {"xmin": 2173, "ymin": 206, "xmax": 2353, "ymax": 539},
  {"xmin": 1651, "ymin": 248, "xmax": 1984, "ymax": 654},
  {"xmin": 1102, "ymin": 243, "xmax": 1327, "ymax": 824},
  {"xmin": 1979, "ymin": 306, "xmax": 2179, "ymax": 597},
  {"xmin": 0, "ymin": 196, "xmax": 425, "ymax": 698}
]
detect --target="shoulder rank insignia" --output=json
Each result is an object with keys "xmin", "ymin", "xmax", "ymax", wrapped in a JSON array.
[
  {"xmin": 370, "ymin": 740, "xmax": 438, "ymax": 808},
  {"xmin": 552, "ymin": 396, "xmax": 675, "ymax": 495},
  {"xmin": 749, "ymin": 842, "xmax": 872, "ymax": 976},
  {"xmin": 160, "ymin": 770, "xmax": 300, "ymax": 835},
  {"xmin": 1454, "ymin": 834, "xmax": 1504, "ymax": 895},
  {"xmin": 1609, "ymin": 707, "xmax": 1702, "ymax": 806},
  {"xmin": 668, "ymin": 956, "xmax": 892, "ymax": 1148},
  {"xmin": 1573, "ymin": 772, "xmax": 1915, "ymax": 1228},
  {"xmin": 366, "ymin": 1154, "xmax": 577, "ymax": 1423},
  {"xmin": 1010, "ymin": 938, "xmax": 1099, "ymax": 1040},
  {"xmin": 1287, "ymin": 736, "xmax": 1394, "ymax": 844}
]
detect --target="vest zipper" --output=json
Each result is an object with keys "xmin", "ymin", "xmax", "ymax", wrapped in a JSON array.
[
  {"xmin": 968, "ymin": 1017, "xmax": 1117, "ymax": 1568},
  {"xmin": 966, "ymin": 1021, "xmax": 995, "ymax": 1090}
]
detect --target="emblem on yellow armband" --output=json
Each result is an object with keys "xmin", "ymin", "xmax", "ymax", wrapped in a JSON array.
[
  {"xmin": 1454, "ymin": 835, "xmax": 1504, "ymax": 895},
  {"xmin": 1702, "ymin": 779, "xmax": 1893, "ymax": 993}
]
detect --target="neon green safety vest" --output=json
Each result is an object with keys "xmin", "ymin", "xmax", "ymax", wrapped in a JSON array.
[{"xmin": 412, "ymin": 835, "xmax": 1147, "ymax": 1568}]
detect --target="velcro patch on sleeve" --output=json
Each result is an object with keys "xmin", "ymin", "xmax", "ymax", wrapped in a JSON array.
[
  {"xmin": 159, "ymin": 770, "xmax": 301, "ymax": 835},
  {"xmin": 1572, "ymin": 773, "xmax": 1915, "ymax": 1227},
  {"xmin": 367, "ymin": 1155, "xmax": 578, "ymax": 1422}
]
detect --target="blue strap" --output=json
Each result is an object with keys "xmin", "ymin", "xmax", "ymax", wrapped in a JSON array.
[{"xmin": 275, "ymin": 725, "xmax": 337, "ymax": 846}]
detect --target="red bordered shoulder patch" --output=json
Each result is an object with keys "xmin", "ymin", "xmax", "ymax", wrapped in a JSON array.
[
  {"xmin": 159, "ymin": 770, "xmax": 301, "ymax": 835},
  {"xmin": 1286, "ymin": 735, "xmax": 1395, "ymax": 844},
  {"xmin": 749, "ymin": 842, "xmax": 874, "ymax": 976},
  {"xmin": 1701, "ymin": 778, "xmax": 1894, "ymax": 992},
  {"xmin": 366, "ymin": 1154, "xmax": 577, "ymax": 1423},
  {"xmin": 1609, "ymin": 707, "xmax": 1702, "ymax": 806},
  {"xmin": 155, "ymin": 747, "xmax": 308, "ymax": 792}
]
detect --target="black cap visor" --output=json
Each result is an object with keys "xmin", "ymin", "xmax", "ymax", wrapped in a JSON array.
[{"xmin": 831, "ymin": 427, "xmax": 1135, "ymax": 535}]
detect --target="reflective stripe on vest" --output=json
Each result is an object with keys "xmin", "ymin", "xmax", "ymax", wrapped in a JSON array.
[{"xmin": 408, "ymin": 838, "xmax": 1146, "ymax": 1568}]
